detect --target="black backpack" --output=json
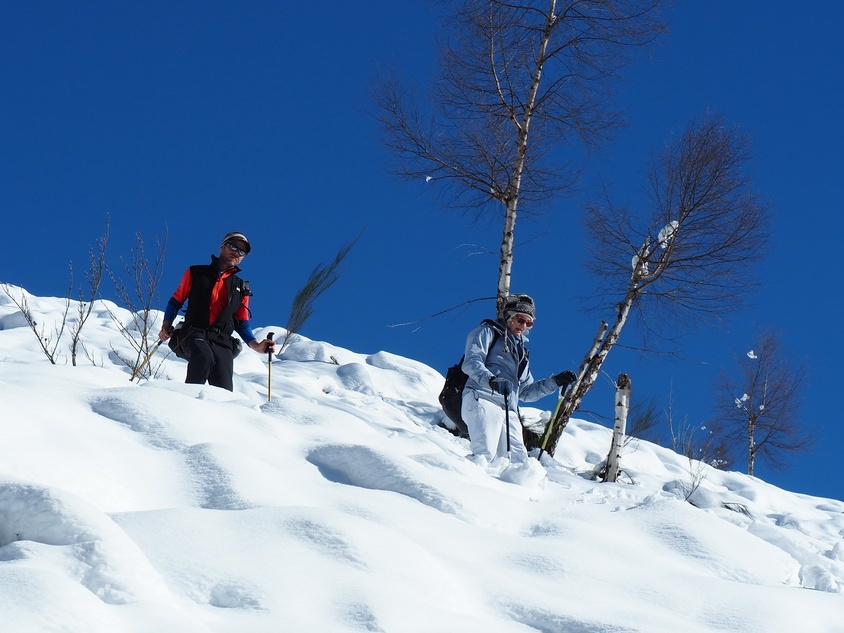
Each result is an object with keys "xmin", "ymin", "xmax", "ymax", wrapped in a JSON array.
[{"xmin": 438, "ymin": 319, "xmax": 501, "ymax": 438}]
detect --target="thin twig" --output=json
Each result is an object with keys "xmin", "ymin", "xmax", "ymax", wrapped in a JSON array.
[{"xmin": 388, "ymin": 296, "xmax": 495, "ymax": 328}]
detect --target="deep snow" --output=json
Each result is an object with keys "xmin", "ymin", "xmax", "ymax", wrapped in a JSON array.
[{"xmin": 1, "ymin": 286, "xmax": 842, "ymax": 633}]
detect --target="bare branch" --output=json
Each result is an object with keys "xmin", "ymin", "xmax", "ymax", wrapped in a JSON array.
[
  {"xmin": 280, "ymin": 234, "xmax": 360, "ymax": 353},
  {"xmin": 69, "ymin": 216, "xmax": 110, "ymax": 366},
  {"xmin": 1, "ymin": 284, "xmax": 69, "ymax": 365},
  {"xmin": 388, "ymin": 296, "xmax": 496, "ymax": 329},
  {"xmin": 106, "ymin": 229, "xmax": 168, "ymax": 378}
]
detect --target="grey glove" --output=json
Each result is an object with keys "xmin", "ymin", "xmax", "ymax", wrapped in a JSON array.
[
  {"xmin": 554, "ymin": 370, "xmax": 576, "ymax": 388},
  {"xmin": 489, "ymin": 376, "xmax": 514, "ymax": 397}
]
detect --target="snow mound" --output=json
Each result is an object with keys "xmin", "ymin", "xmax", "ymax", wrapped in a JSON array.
[{"xmin": 1, "ymin": 290, "xmax": 843, "ymax": 632}]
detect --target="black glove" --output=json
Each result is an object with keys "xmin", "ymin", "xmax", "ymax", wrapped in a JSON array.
[
  {"xmin": 489, "ymin": 376, "xmax": 514, "ymax": 397},
  {"xmin": 554, "ymin": 370, "xmax": 576, "ymax": 387}
]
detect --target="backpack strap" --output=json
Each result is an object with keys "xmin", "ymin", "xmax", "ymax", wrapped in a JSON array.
[
  {"xmin": 485, "ymin": 321, "xmax": 502, "ymax": 360},
  {"xmin": 483, "ymin": 318, "xmax": 529, "ymax": 380},
  {"xmin": 459, "ymin": 319, "xmax": 502, "ymax": 366}
]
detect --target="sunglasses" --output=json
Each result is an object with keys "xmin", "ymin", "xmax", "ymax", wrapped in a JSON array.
[
  {"xmin": 227, "ymin": 242, "xmax": 247, "ymax": 257},
  {"xmin": 514, "ymin": 316, "xmax": 534, "ymax": 327}
]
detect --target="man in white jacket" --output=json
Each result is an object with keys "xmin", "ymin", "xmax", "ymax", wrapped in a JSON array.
[{"xmin": 461, "ymin": 294, "xmax": 575, "ymax": 465}]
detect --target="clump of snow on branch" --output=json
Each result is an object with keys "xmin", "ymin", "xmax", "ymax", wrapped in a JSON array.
[
  {"xmin": 632, "ymin": 253, "xmax": 649, "ymax": 276},
  {"xmin": 630, "ymin": 221, "xmax": 679, "ymax": 275},
  {"xmin": 658, "ymin": 220, "xmax": 679, "ymax": 249}
]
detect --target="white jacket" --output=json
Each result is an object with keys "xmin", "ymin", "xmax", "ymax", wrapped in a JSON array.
[{"xmin": 461, "ymin": 318, "xmax": 558, "ymax": 411}]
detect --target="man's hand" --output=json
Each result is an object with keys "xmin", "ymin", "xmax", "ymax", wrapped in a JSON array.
[
  {"xmin": 249, "ymin": 338, "xmax": 276, "ymax": 354},
  {"xmin": 158, "ymin": 322, "xmax": 174, "ymax": 342}
]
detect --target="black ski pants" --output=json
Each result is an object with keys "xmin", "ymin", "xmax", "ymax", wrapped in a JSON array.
[{"xmin": 185, "ymin": 332, "xmax": 235, "ymax": 391}]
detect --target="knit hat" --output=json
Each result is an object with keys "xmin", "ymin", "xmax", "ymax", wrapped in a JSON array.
[
  {"xmin": 503, "ymin": 294, "xmax": 535, "ymax": 321},
  {"xmin": 222, "ymin": 231, "xmax": 251, "ymax": 254}
]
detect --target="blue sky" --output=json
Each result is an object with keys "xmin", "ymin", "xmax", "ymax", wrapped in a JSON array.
[{"xmin": 2, "ymin": 2, "xmax": 842, "ymax": 500}]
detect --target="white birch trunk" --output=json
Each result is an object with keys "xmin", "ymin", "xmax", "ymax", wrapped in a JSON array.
[
  {"xmin": 604, "ymin": 374, "xmax": 631, "ymax": 483},
  {"xmin": 496, "ymin": 3, "xmax": 557, "ymax": 315},
  {"xmin": 537, "ymin": 235, "xmax": 657, "ymax": 456}
]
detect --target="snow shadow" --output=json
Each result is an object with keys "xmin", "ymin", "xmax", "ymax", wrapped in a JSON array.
[{"xmin": 306, "ymin": 444, "xmax": 465, "ymax": 518}]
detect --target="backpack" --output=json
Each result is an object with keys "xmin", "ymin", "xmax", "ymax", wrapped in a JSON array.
[
  {"xmin": 168, "ymin": 323, "xmax": 194, "ymax": 360},
  {"xmin": 438, "ymin": 319, "xmax": 501, "ymax": 438}
]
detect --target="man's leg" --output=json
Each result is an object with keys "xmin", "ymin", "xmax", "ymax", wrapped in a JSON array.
[
  {"xmin": 185, "ymin": 334, "xmax": 214, "ymax": 385},
  {"xmin": 207, "ymin": 341, "xmax": 235, "ymax": 391}
]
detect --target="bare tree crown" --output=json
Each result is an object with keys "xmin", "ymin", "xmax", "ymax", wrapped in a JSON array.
[
  {"xmin": 586, "ymin": 116, "xmax": 770, "ymax": 327},
  {"xmin": 713, "ymin": 329, "xmax": 810, "ymax": 475},
  {"xmin": 531, "ymin": 115, "xmax": 772, "ymax": 457},
  {"xmin": 376, "ymin": 0, "xmax": 666, "ymax": 312}
]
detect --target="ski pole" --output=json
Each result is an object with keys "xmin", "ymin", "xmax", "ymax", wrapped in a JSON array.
[
  {"xmin": 504, "ymin": 392, "xmax": 511, "ymax": 458},
  {"xmin": 130, "ymin": 339, "xmax": 164, "ymax": 382},
  {"xmin": 266, "ymin": 332, "xmax": 275, "ymax": 401},
  {"xmin": 538, "ymin": 381, "xmax": 574, "ymax": 461},
  {"xmin": 537, "ymin": 395, "xmax": 562, "ymax": 460}
]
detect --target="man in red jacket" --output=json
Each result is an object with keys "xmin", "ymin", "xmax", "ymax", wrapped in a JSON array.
[{"xmin": 158, "ymin": 231, "xmax": 275, "ymax": 391}]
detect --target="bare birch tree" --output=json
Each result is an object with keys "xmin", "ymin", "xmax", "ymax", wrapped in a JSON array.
[
  {"xmin": 712, "ymin": 329, "xmax": 809, "ymax": 476},
  {"xmin": 106, "ymin": 230, "xmax": 168, "ymax": 378},
  {"xmin": 527, "ymin": 115, "xmax": 770, "ymax": 456},
  {"xmin": 375, "ymin": 0, "xmax": 666, "ymax": 315}
]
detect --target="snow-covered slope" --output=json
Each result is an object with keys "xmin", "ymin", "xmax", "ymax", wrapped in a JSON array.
[{"xmin": 1, "ymin": 287, "xmax": 842, "ymax": 633}]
